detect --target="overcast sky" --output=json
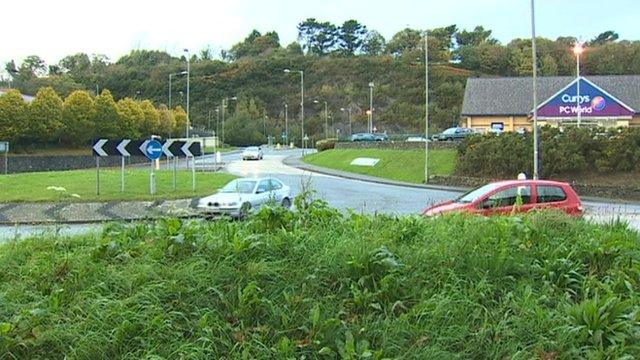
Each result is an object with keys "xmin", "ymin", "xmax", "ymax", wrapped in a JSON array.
[{"xmin": 2, "ymin": 0, "xmax": 639, "ymax": 69}]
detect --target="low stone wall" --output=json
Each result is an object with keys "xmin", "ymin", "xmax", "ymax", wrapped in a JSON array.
[
  {"xmin": 335, "ymin": 141, "xmax": 457, "ymax": 150},
  {"xmin": 5, "ymin": 155, "xmax": 150, "ymax": 174},
  {"xmin": 428, "ymin": 175, "xmax": 640, "ymax": 201}
]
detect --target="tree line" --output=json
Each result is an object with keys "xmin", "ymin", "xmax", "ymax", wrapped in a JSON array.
[
  {"xmin": 1, "ymin": 20, "xmax": 638, "ymax": 145},
  {"xmin": 0, "ymin": 88, "xmax": 187, "ymax": 148}
]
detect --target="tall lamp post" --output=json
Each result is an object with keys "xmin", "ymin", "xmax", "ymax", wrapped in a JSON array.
[
  {"xmin": 168, "ymin": 71, "xmax": 188, "ymax": 110},
  {"xmin": 314, "ymin": 100, "xmax": 328, "ymax": 138},
  {"xmin": 284, "ymin": 69, "xmax": 304, "ymax": 152},
  {"xmin": 531, "ymin": 0, "xmax": 540, "ymax": 179},
  {"xmin": 340, "ymin": 107, "xmax": 352, "ymax": 137},
  {"xmin": 220, "ymin": 96, "xmax": 237, "ymax": 146},
  {"xmin": 184, "ymin": 48, "xmax": 190, "ymax": 138},
  {"xmin": 424, "ymin": 33, "xmax": 430, "ymax": 183},
  {"xmin": 368, "ymin": 82, "xmax": 374, "ymax": 133},
  {"xmin": 573, "ymin": 41, "xmax": 584, "ymax": 128}
]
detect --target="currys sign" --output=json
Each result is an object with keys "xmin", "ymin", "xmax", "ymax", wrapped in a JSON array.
[{"xmin": 537, "ymin": 77, "xmax": 634, "ymax": 118}]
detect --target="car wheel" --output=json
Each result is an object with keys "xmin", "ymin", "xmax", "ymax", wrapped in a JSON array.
[
  {"xmin": 281, "ymin": 197, "xmax": 291, "ymax": 209},
  {"xmin": 239, "ymin": 202, "xmax": 251, "ymax": 218}
]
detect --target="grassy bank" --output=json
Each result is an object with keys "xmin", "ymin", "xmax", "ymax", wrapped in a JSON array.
[
  {"xmin": 1, "ymin": 203, "xmax": 639, "ymax": 358},
  {"xmin": 0, "ymin": 169, "xmax": 236, "ymax": 202},
  {"xmin": 303, "ymin": 149, "xmax": 456, "ymax": 183}
]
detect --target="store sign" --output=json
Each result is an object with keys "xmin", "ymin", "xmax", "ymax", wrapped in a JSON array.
[{"xmin": 537, "ymin": 78, "xmax": 634, "ymax": 118}]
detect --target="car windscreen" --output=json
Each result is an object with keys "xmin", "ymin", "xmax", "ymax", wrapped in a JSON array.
[
  {"xmin": 245, "ymin": 147, "xmax": 259, "ymax": 151},
  {"xmin": 455, "ymin": 183, "xmax": 501, "ymax": 203},
  {"xmin": 442, "ymin": 128, "xmax": 457, "ymax": 135},
  {"xmin": 219, "ymin": 179, "xmax": 257, "ymax": 194}
]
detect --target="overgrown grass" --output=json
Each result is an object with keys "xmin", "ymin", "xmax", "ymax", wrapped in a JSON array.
[
  {"xmin": 303, "ymin": 149, "xmax": 456, "ymax": 183},
  {"xmin": 1, "ymin": 198, "xmax": 639, "ymax": 358},
  {"xmin": 0, "ymin": 169, "xmax": 236, "ymax": 202}
]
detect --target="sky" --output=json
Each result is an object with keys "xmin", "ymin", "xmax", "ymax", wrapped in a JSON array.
[{"xmin": 2, "ymin": 0, "xmax": 640, "ymax": 71}]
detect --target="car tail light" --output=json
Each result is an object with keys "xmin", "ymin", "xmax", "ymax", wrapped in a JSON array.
[{"xmin": 577, "ymin": 205, "xmax": 584, "ymax": 212}]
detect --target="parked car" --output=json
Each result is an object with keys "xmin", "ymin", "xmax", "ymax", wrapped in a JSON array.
[
  {"xmin": 350, "ymin": 133, "xmax": 376, "ymax": 142},
  {"xmin": 198, "ymin": 177, "xmax": 291, "ymax": 218},
  {"xmin": 432, "ymin": 127, "xmax": 476, "ymax": 141},
  {"xmin": 422, "ymin": 179, "xmax": 583, "ymax": 217},
  {"xmin": 242, "ymin": 146, "xmax": 263, "ymax": 160},
  {"xmin": 373, "ymin": 133, "xmax": 389, "ymax": 141}
]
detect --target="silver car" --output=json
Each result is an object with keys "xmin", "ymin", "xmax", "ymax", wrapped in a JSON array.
[
  {"xmin": 242, "ymin": 146, "xmax": 263, "ymax": 160},
  {"xmin": 197, "ymin": 177, "xmax": 291, "ymax": 218}
]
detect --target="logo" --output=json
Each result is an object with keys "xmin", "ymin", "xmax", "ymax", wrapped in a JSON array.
[{"xmin": 591, "ymin": 96, "xmax": 606, "ymax": 111}]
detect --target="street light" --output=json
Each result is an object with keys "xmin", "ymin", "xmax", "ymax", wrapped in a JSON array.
[
  {"xmin": 531, "ymin": 0, "xmax": 540, "ymax": 179},
  {"xmin": 284, "ymin": 68, "xmax": 304, "ymax": 152},
  {"xmin": 283, "ymin": 103, "xmax": 288, "ymax": 144},
  {"xmin": 221, "ymin": 96, "xmax": 237, "ymax": 145},
  {"xmin": 424, "ymin": 34, "xmax": 429, "ymax": 183},
  {"xmin": 184, "ymin": 48, "xmax": 190, "ymax": 138},
  {"xmin": 340, "ymin": 107, "xmax": 352, "ymax": 137},
  {"xmin": 168, "ymin": 71, "xmax": 188, "ymax": 109},
  {"xmin": 573, "ymin": 41, "xmax": 585, "ymax": 127},
  {"xmin": 314, "ymin": 99, "xmax": 329, "ymax": 138},
  {"xmin": 368, "ymin": 81, "xmax": 374, "ymax": 133}
]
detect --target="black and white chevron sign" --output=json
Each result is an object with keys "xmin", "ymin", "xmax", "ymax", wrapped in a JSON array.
[{"xmin": 92, "ymin": 139, "xmax": 202, "ymax": 157}]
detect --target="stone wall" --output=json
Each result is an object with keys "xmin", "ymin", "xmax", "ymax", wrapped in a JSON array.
[
  {"xmin": 5, "ymin": 155, "xmax": 150, "ymax": 174},
  {"xmin": 335, "ymin": 141, "xmax": 458, "ymax": 150}
]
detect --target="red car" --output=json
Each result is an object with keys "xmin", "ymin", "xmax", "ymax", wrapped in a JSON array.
[{"xmin": 423, "ymin": 180, "xmax": 583, "ymax": 216}]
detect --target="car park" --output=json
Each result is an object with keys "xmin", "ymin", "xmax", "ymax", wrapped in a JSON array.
[
  {"xmin": 198, "ymin": 177, "xmax": 291, "ymax": 218},
  {"xmin": 432, "ymin": 127, "xmax": 476, "ymax": 141},
  {"xmin": 242, "ymin": 146, "xmax": 263, "ymax": 160},
  {"xmin": 422, "ymin": 179, "xmax": 583, "ymax": 217}
]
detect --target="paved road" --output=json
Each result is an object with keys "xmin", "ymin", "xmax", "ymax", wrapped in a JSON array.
[{"xmin": 2, "ymin": 147, "xmax": 640, "ymax": 240}]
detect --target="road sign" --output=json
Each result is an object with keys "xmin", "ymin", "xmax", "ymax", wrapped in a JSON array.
[
  {"xmin": 0, "ymin": 141, "xmax": 8, "ymax": 153},
  {"xmin": 92, "ymin": 139, "xmax": 202, "ymax": 157},
  {"xmin": 145, "ymin": 140, "xmax": 163, "ymax": 160}
]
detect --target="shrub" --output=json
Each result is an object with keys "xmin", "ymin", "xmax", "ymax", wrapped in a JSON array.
[{"xmin": 316, "ymin": 138, "xmax": 337, "ymax": 152}]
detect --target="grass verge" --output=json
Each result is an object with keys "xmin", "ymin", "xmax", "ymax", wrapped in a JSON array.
[
  {"xmin": 0, "ymin": 169, "xmax": 236, "ymax": 202},
  {"xmin": 303, "ymin": 148, "xmax": 456, "ymax": 183},
  {"xmin": 1, "ymin": 201, "xmax": 639, "ymax": 358}
]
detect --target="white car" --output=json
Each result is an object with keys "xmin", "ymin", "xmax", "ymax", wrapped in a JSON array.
[
  {"xmin": 198, "ymin": 177, "xmax": 291, "ymax": 218},
  {"xmin": 242, "ymin": 146, "xmax": 263, "ymax": 160}
]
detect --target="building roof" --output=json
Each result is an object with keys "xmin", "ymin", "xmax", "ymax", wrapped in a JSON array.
[
  {"xmin": 461, "ymin": 75, "xmax": 640, "ymax": 116},
  {"xmin": 0, "ymin": 89, "xmax": 35, "ymax": 103}
]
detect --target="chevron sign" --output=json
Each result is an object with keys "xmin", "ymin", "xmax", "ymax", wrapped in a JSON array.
[{"xmin": 92, "ymin": 139, "xmax": 202, "ymax": 157}]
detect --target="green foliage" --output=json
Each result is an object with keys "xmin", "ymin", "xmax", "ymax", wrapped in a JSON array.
[
  {"xmin": 1, "ymin": 209, "xmax": 639, "ymax": 358},
  {"xmin": 0, "ymin": 89, "xmax": 27, "ymax": 142},
  {"xmin": 116, "ymin": 98, "xmax": 143, "ymax": 139},
  {"xmin": 27, "ymin": 87, "xmax": 63, "ymax": 142},
  {"xmin": 172, "ymin": 105, "xmax": 187, "ymax": 137},
  {"xmin": 224, "ymin": 99, "xmax": 267, "ymax": 146},
  {"xmin": 138, "ymin": 100, "xmax": 160, "ymax": 137},
  {"xmin": 61, "ymin": 90, "xmax": 95, "ymax": 145},
  {"xmin": 93, "ymin": 89, "xmax": 121, "ymax": 139},
  {"xmin": 315, "ymin": 138, "xmax": 337, "ymax": 152},
  {"xmin": 157, "ymin": 105, "xmax": 176, "ymax": 137}
]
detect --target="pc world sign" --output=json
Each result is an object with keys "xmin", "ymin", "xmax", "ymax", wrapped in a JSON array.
[{"xmin": 537, "ymin": 77, "xmax": 635, "ymax": 118}]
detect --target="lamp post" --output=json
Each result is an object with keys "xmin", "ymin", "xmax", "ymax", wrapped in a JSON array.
[
  {"xmin": 368, "ymin": 82, "xmax": 374, "ymax": 133},
  {"xmin": 184, "ymin": 48, "xmax": 190, "ymax": 138},
  {"xmin": 221, "ymin": 96, "xmax": 237, "ymax": 146},
  {"xmin": 424, "ymin": 33, "xmax": 430, "ymax": 184},
  {"xmin": 340, "ymin": 107, "xmax": 352, "ymax": 137},
  {"xmin": 284, "ymin": 103, "xmax": 288, "ymax": 144},
  {"xmin": 168, "ymin": 71, "xmax": 188, "ymax": 110},
  {"xmin": 573, "ymin": 41, "xmax": 584, "ymax": 128},
  {"xmin": 284, "ymin": 69, "xmax": 304, "ymax": 152},
  {"xmin": 314, "ymin": 100, "xmax": 328, "ymax": 138},
  {"xmin": 531, "ymin": 0, "xmax": 540, "ymax": 179}
]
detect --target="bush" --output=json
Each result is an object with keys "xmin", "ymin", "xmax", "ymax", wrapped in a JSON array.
[{"xmin": 316, "ymin": 138, "xmax": 337, "ymax": 152}]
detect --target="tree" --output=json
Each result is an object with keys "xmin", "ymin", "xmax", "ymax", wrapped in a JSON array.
[
  {"xmin": 27, "ymin": 87, "xmax": 63, "ymax": 143},
  {"xmin": 362, "ymin": 30, "xmax": 386, "ymax": 56},
  {"xmin": 224, "ymin": 99, "xmax": 265, "ymax": 146},
  {"xmin": 93, "ymin": 89, "xmax": 120, "ymax": 139},
  {"xmin": 59, "ymin": 53, "xmax": 92, "ymax": 78},
  {"xmin": 285, "ymin": 42, "xmax": 304, "ymax": 55},
  {"xmin": 0, "ymin": 89, "xmax": 27, "ymax": 143},
  {"xmin": 157, "ymin": 105, "xmax": 176, "ymax": 137},
  {"xmin": 590, "ymin": 31, "xmax": 619, "ymax": 46},
  {"xmin": 337, "ymin": 20, "xmax": 368, "ymax": 55},
  {"xmin": 540, "ymin": 54, "xmax": 558, "ymax": 75},
  {"xmin": 455, "ymin": 26, "xmax": 497, "ymax": 47},
  {"xmin": 173, "ymin": 105, "xmax": 187, "ymax": 137},
  {"xmin": 228, "ymin": 30, "xmax": 281, "ymax": 59},
  {"xmin": 117, "ymin": 98, "xmax": 143, "ymax": 139},
  {"xmin": 297, "ymin": 18, "xmax": 339, "ymax": 55},
  {"xmin": 428, "ymin": 25, "xmax": 457, "ymax": 62},
  {"xmin": 19, "ymin": 55, "xmax": 47, "ymax": 78},
  {"xmin": 386, "ymin": 28, "xmax": 422, "ymax": 57},
  {"xmin": 61, "ymin": 91, "xmax": 95, "ymax": 145},
  {"xmin": 138, "ymin": 100, "xmax": 160, "ymax": 136}
]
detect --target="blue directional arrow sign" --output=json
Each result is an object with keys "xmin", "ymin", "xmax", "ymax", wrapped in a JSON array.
[{"xmin": 145, "ymin": 140, "xmax": 163, "ymax": 160}]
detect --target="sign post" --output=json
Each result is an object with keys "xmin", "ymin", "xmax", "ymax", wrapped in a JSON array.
[
  {"xmin": 143, "ymin": 139, "xmax": 163, "ymax": 195},
  {"xmin": 117, "ymin": 139, "xmax": 131, "ymax": 192},
  {"xmin": 0, "ymin": 141, "xmax": 8, "ymax": 175}
]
